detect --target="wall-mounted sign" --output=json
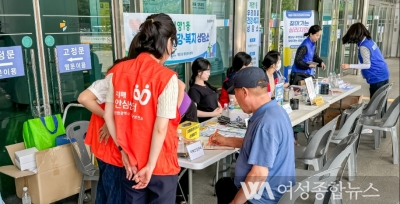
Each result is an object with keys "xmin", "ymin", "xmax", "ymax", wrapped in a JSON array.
[
  {"xmin": 56, "ymin": 44, "xmax": 92, "ymax": 73},
  {"xmin": 123, "ymin": 13, "xmax": 217, "ymax": 65},
  {"xmin": 245, "ymin": 0, "xmax": 261, "ymax": 67},
  {"xmin": 0, "ymin": 46, "xmax": 24, "ymax": 79}
]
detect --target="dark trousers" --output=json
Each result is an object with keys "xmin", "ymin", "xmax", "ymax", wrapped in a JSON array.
[
  {"xmin": 370, "ymin": 79, "xmax": 389, "ymax": 115},
  {"xmin": 96, "ymin": 159, "xmax": 124, "ymax": 204},
  {"xmin": 215, "ymin": 177, "xmax": 252, "ymax": 204},
  {"xmin": 121, "ymin": 168, "xmax": 178, "ymax": 204},
  {"xmin": 289, "ymin": 72, "xmax": 313, "ymax": 86}
]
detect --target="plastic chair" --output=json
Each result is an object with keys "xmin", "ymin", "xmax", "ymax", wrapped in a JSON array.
[
  {"xmin": 278, "ymin": 167, "xmax": 341, "ymax": 204},
  {"xmin": 66, "ymin": 121, "xmax": 99, "ymax": 204},
  {"xmin": 296, "ymin": 133, "xmax": 359, "ymax": 204},
  {"xmin": 295, "ymin": 115, "xmax": 340, "ymax": 171},
  {"xmin": 361, "ymin": 96, "xmax": 400, "ymax": 164}
]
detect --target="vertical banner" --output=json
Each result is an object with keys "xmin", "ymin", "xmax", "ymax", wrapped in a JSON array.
[
  {"xmin": 245, "ymin": 0, "xmax": 261, "ymax": 67},
  {"xmin": 283, "ymin": 10, "xmax": 314, "ymax": 82},
  {"xmin": 123, "ymin": 13, "xmax": 216, "ymax": 65}
]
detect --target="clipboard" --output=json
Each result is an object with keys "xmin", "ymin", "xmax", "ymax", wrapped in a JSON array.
[{"xmin": 306, "ymin": 61, "xmax": 319, "ymax": 65}]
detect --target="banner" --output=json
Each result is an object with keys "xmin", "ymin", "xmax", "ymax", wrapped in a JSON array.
[
  {"xmin": 123, "ymin": 13, "xmax": 217, "ymax": 65},
  {"xmin": 245, "ymin": 0, "xmax": 261, "ymax": 67},
  {"xmin": 283, "ymin": 10, "xmax": 314, "ymax": 82}
]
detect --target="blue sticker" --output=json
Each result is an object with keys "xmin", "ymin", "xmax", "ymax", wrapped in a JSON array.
[
  {"xmin": 0, "ymin": 46, "xmax": 25, "ymax": 79},
  {"xmin": 56, "ymin": 44, "xmax": 92, "ymax": 73}
]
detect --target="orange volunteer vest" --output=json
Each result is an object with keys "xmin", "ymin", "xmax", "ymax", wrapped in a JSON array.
[
  {"xmin": 84, "ymin": 71, "xmax": 123, "ymax": 167},
  {"xmin": 112, "ymin": 53, "xmax": 181, "ymax": 175}
]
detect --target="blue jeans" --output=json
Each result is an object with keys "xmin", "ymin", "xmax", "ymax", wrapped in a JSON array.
[{"xmin": 96, "ymin": 159, "xmax": 124, "ymax": 204}]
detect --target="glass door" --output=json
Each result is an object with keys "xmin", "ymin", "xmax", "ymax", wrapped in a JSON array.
[
  {"xmin": 38, "ymin": 0, "xmax": 113, "ymax": 126},
  {"xmin": 0, "ymin": 0, "xmax": 43, "ymax": 197},
  {"xmin": 0, "ymin": 0, "xmax": 114, "ymax": 197}
]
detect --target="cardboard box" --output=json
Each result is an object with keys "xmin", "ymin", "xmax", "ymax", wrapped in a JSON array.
[
  {"xmin": 14, "ymin": 147, "xmax": 38, "ymax": 171},
  {"xmin": 178, "ymin": 121, "xmax": 200, "ymax": 140},
  {"xmin": 330, "ymin": 95, "xmax": 363, "ymax": 110},
  {"xmin": 0, "ymin": 143, "xmax": 90, "ymax": 204}
]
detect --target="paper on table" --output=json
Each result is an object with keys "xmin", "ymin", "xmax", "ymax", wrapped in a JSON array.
[{"xmin": 202, "ymin": 142, "xmax": 235, "ymax": 150}]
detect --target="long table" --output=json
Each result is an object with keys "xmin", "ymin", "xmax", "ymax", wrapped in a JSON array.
[{"xmin": 178, "ymin": 85, "xmax": 362, "ymax": 204}]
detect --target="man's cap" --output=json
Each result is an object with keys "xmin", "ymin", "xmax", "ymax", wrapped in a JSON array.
[{"xmin": 227, "ymin": 67, "xmax": 268, "ymax": 92}]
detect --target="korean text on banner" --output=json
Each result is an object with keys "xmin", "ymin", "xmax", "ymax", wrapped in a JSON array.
[
  {"xmin": 56, "ymin": 44, "xmax": 92, "ymax": 73},
  {"xmin": 283, "ymin": 10, "xmax": 314, "ymax": 81},
  {"xmin": 245, "ymin": 0, "xmax": 261, "ymax": 67},
  {"xmin": 123, "ymin": 13, "xmax": 217, "ymax": 65},
  {"xmin": 0, "ymin": 46, "xmax": 24, "ymax": 79}
]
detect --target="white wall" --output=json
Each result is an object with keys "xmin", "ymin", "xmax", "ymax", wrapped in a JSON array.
[{"xmin": 390, "ymin": 2, "xmax": 399, "ymax": 57}]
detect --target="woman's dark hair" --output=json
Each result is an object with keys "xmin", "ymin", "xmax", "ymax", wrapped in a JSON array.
[
  {"xmin": 189, "ymin": 58, "xmax": 216, "ymax": 91},
  {"xmin": 106, "ymin": 57, "xmax": 129, "ymax": 73},
  {"xmin": 304, "ymin": 25, "xmax": 322, "ymax": 37},
  {"xmin": 342, "ymin": 23, "xmax": 372, "ymax": 44},
  {"xmin": 262, "ymin": 50, "xmax": 280, "ymax": 71},
  {"xmin": 226, "ymin": 52, "xmax": 252, "ymax": 76},
  {"xmin": 127, "ymin": 13, "xmax": 177, "ymax": 59}
]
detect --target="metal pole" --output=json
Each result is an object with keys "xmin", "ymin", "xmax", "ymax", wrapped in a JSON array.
[
  {"xmin": 233, "ymin": 0, "xmax": 248, "ymax": 54},
  {"xmin": 111, "ymin": 0, "xmax": 125, "ymax": 59}
]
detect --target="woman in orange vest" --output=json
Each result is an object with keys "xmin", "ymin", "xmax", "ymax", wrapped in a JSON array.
[
  {"xmin": 78, "ymin": 58, "xmax": 128, "ymax": 204},
  {"xmin": 103, "ymin": 13, "xmax": 182, "ymax": 204}
]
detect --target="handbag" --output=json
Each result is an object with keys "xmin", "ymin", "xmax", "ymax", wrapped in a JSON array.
[{"xmin": 23, "ymin": 114, "xmax": 66, "ymax": 150}]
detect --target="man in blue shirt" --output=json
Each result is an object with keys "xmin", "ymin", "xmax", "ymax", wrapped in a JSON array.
[{"xmin": 212, "ymin": 67, "xmax": 296, "ymax": 204}]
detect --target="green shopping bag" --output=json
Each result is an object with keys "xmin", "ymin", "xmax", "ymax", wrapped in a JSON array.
[{"xmin": 22, "ymin": 114, "xmax": 66, "ymax": 150}]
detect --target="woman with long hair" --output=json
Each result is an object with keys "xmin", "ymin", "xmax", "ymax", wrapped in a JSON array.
[
  {"xmin": 340, "ymin": 22, "xmax": 390, "ymax": 98},
  {"xmin": 262, "ymin": 50, "xmax": 290, "ymax": 98},
  {"xmin": 290, "ymin": 25, "xmax": 326, "ymax": 85},
  {"xmin": 188, "ymin": 58, "xmax": 222, "ymax": 122},
  {"xmin": 219, "ymin": 52, "xmax": 252, "ymax": 105},
  {"xmin": 103, "ymin": 13, "xmax": 183, "ymax": 203}
]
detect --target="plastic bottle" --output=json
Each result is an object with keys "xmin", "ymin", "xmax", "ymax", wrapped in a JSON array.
[
  {"xmin": 228, "ymin": 99, "xmax": 235, "ymax": 111},
  {"xmin": 288, "ymin": 87, "xmax": 295, "ymax": 100},
  {"xmin": 314, "ymin": 78, "xmax": 320, "ymax": 95},
  {"xmin": 222, "ymin": 103, "xmax": 229, "ymax": 117},
  {"xmin": 177, "ymin": 129, "xmax": 185, "ymax": 153},
  {"xmin": 22, "ymin": 187, "xmax": 31, "ymax": 204}
]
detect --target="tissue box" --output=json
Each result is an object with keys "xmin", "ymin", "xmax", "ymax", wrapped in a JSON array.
[
  {"xmin": 178, "ymin": 121, "xmax": 200, "ymax": 140},
  {"xmin": 229, "ymin": 109, "xmax": 249, "ymax": 123},
  {"xmin": 14, "ymin": 147, "xmax": 38, "ymax": 171}
]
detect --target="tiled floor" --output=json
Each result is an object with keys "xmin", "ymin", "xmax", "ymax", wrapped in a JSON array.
[{"xmin": 4, "ymin": 58, "xmax": 399, "ymax": 204}]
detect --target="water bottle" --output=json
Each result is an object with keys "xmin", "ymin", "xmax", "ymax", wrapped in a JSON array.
[
  {"xmin": 288, "ymin": 87, "xmax": 295, "ymax": 100},
  {"xmin": 222, "ymin": 103, "xmax": 229, "ymax": 117},
  {"xmin": 22, "ymin": 187, "xmax": 31, "ymax": 204},
  {"xmin": 177, "ymin": 129, "xmax": 185, "ymax": 153},
  {"xmin": 228, "ymin": 99, "xmax": 235, "ymax": 111}
]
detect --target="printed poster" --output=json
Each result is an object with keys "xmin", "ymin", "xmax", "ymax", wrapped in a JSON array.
[
  {"xmin": 123, "ymin": 13, "xmax": 217, "ymax": 65},
  {"xmin": 283, "ymin": 10, "xmax": 315, "ymax": 82},
  {"xmin": 245, "ymin": 0, "xmax": 261, "ymax": 67}
]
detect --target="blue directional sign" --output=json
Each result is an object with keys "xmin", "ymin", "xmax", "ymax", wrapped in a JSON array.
[
  {"xmin": 0, "ymin": 46, "xmax": 24, "ymax": 79},
  {"xmin": 56, "ymin": 44, "xmax": 92, "ymax": 73}
]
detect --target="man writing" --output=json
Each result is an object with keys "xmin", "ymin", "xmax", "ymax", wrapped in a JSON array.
[{"xmin": 213, "ymin": 67, "xmax": 295, "ymax": 204}]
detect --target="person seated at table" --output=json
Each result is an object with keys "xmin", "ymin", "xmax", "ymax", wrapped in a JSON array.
[
  {"xmin": 262, "ymin": 51, "xmax": 289, "ymax": 98},
  {"xmin": 212, "ymin": 67, "xmax": 295, "ymax": 204},
  {"xmin": 188, "ymin": 58, "xmax": 222, "ymax": 123},
  {"xmin": 219, "ymin": 52, "xmax": 252, "ymax": 106}
]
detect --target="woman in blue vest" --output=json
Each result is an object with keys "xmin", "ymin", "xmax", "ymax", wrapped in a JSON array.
[
  {"xmin": 340, "ymin": 22, "xmax": 390, "ymax": 98},
  {"xmin": 290, "ymin": 25, "xmax": 326, "ymax": 85}
]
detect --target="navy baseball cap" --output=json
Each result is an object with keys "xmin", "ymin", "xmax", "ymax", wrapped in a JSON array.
[{"xmin": 227, "ymin": 67, "xmax": 268, "ymax": 92}]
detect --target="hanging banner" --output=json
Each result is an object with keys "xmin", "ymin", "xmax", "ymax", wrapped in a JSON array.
[
  {"xmin": 245, "ymin": 0, "xmax": 261, "ymax": 67},
  {"xmin": 283, "ymin": 10, "xmax": 314, "ymax": 82},
  {"xmin": 123, "ymin": 13, "xmax": 217, "ymax": 65}
]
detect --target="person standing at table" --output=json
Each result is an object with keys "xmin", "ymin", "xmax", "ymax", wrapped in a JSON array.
[
  {"xmin": 103, "ymin": 13, "xmax": 181, "ymax": 204},
  {"xmin": 219, "ymin": 52, "xmax": 252, "ymax": 105},
  {"xmin": 213, "ymin": 67, "xmax": 296, "ymax": 204},
  {"xmin": 340, "ymin": 22, "xmax": 390, "ymax": 98},
  {"xmin": 290, "ymin": 25, "xmax": 326, "ymax": 85},
  {"xmin": 188, "ymin": 58, "xmax": 223, "ymax": 122}
]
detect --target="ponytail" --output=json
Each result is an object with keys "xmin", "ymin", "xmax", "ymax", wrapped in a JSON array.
[{"xmin": 304, "ymin": 25, "xmax": 322, "ymax": 37}]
